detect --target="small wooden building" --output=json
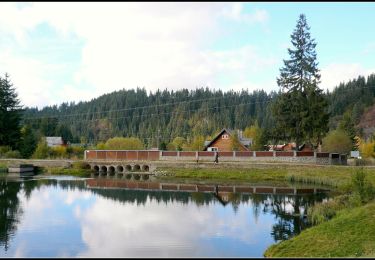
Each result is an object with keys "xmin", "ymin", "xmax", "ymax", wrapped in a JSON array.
[
  {"xmin": 268, "ymin": 142, "xmax": 314, "ymax": 152},
  {"xmin": 203, "ymin": 128, "xmax": 252, "ymax": 152}
]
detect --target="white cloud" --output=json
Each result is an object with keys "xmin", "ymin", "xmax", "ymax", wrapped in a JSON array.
[
  {"xmin": 0, "ymin": 2, "xmax": 274, "ymax": 108},
  {"xmin": 0, "ymin": 50, "xmax": 59, "ymax": 108},
  {"xmin": 76, "ymin": 196, "xmax": 271, "ymax": 257},
  {"xmin": 221, "ymin": 3, "xmax": 269, "ymax": 24},
  {"xmin": 320, "ymin": 63, "xmax": 375, "ymax": 91}
]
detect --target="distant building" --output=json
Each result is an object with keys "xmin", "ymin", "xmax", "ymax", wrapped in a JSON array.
[
  {"xmin": 203, "ymin": 128, "xmax": 252, "ymax": 152},
  {"xmin": 298, "ymin": 143, "xmax": 314, "ymax": 152},
  {"xmin": 267, "ymin": 142, "xmax": 314, "ymax": 152},
  {"xmin": 45, "ymin": 137, "xmax": 65, "ymax": 147}
]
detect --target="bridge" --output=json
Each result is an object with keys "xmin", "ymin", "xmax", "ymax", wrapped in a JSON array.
[
  {"xmin": 84, "ymin": 150, "xmax": 347, "ymax": 170},
  {"xmin": 89, "ymin": 162, "xmax": 156, "ymax": 177}
]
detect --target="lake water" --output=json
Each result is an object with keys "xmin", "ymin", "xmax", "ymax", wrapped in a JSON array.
[{"xmin": 0, "ymin": 175, "xmax": 328, "ymax": 257}]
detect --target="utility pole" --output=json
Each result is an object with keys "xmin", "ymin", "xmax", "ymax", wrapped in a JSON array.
[{"xmin": 157, "ymin": 128, "xmax": 160, "ymax": 150}]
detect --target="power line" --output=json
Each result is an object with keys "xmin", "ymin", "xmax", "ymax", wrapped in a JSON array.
[
  {"xmin": 22, "ymin": 98, "xmax": 273, "ymax": 123},
  {"xmin": 21, "ymin": 83, "xmax": 375, "ymax": 122},
  {"xmin": 23, "ymin": 91, "xmax": 269, "ymax": 120}
]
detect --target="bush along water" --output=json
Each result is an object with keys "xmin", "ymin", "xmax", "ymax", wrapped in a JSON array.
[{"xmin": 307, "ymin": 167, "xmax": 374, "ymax": 225}]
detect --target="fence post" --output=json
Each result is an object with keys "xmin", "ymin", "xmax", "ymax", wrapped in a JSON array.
[
  {"xmin": 329, "ymin": 153, "xmax": 332, "ymax": 165},
  {"xmin": 314, "ymin": 151, "xmax": 317, "ymax": 164}
]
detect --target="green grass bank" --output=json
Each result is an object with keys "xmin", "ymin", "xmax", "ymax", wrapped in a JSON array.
[
  {"xmin": 264, "ymin": 201, "xmax": 375, "ymax": 257},
  {"xmin": 158, "ymin": 165, "xmax": 375, "ymax": 188}
]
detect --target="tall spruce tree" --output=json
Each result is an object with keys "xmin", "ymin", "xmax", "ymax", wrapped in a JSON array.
[
  {"xmin": 0, "ymin": 74, "xmax": 22, "ymax": 149},
  {"xmin": 338, "ymin": 111, "xmax": 357, "ymax": 150},
  {"xmin": 273, "ymin": 14, "xmax": 329, "ymax": 150}
]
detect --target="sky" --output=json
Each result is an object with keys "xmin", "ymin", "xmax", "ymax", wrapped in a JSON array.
[{"xmin": 0, "ymin": 2, "xmax": 374, "ymax": 109}]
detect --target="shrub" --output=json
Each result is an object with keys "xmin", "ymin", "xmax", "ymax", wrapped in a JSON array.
[
  {"xmin": 69, "ymin": 146, "xmax": 85, "ymax": 159},
  {"xmin": 359, "ymin": 141, "xmax": 375, "ymax": 159},
  {"xmin": 105, "ymin": 137, "xmax": 144, "ymax": 150},
  {"xmin": 351, "ymin": 168, "xmax": 374, "ymax": 204},
  {"xmin": 307, "ymin": 194, "xmax": 351, "ymax": 225},
  {"xmin": 4, "ymin": 150, "xmax": 21, "ymax": 159},
  {"xmin": 308, "ymin": 168, "xmax": 375, "ymax": 226},
  {"xmin": 172, "ymin": 137, "xmax": 185, "ymax": 151},
  {"xmin": 96, "ymin": 142, "xmax": 106, "ymax": 150},
  {"xmin": 322, "ymin": 129, "xmax": 352, "ymax": 154},
  {"xmin": 166, "ymin": 142, "xmax": 176, "ymax": 151},
  {"xmin": 50, "ymin": 146, "xmax": 67, "ymax": 158},
  {"xmin": 190, "ymin": 135, "xmax": 205, "ymax": 151},
  {"xmin": 0, "ymin": 146, "xmax": 11, "ymax": 157},
  {"xmin": 72, "ymin": 161, "xmax": 91, "ymax": 170},
  {"xmin": 32, "ymin": 139, "xmax": 50, "ymax": 159}
]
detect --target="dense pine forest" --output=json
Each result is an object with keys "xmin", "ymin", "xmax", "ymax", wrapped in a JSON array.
[
  {"xmin": 23, "ymin": 88, "xmax": 274, "ymax": 146},
  {"xmin": 22, "ymin": 73, "xmax": 375, "ymax": 147}
]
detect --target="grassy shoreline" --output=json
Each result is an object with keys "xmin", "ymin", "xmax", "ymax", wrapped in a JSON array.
[
  {"xmin": 158, "ymin": 165, "xmax": 375, "ymax": 188},
  {"xmin": 41, "ymin": 167, "xmax": 92, "ymax": 177},
  {"xmin": 264, "ymin": 201, "xmax": 375, "ymax": 257}
]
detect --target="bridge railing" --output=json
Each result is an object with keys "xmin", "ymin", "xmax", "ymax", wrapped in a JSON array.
[{"xmin": 84, "ymin": 150, "xmax": 343, "ymax": 165}]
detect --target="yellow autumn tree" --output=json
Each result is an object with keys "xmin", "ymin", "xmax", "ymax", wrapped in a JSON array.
[
  {"xmin": 359, "ymin": 140, "xmax": 375, "ymax": 158},
  {"xmin": 104, "ymin": 137, "xmax": 144, "ymax": 150},
  {"xmin": 190, "ymin": 135, "xmax": 205, "ymax": 151}
]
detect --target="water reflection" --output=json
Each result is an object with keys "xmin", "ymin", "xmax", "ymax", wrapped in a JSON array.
[
  {"xmin": 0, "ymin": 180, "xmax": 22, "ymax": 251},
  {"xmin": 0, "ymin": 176, "xmax": 328, "ymax": 257}
]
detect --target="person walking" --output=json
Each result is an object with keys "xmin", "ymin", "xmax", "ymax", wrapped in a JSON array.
[{"xmin": 214, "ymin": 152, "xmax": 219, "ymax": 164}]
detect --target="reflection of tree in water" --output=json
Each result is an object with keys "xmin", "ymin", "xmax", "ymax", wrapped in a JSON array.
[
  {"xmin": 191, "ymin": 192, "xmax": 212, "ymax": 206},
  {"xmin": 48, "ymin": 180, "xmax": 328, "ymax": 241},
  {"xmin": 243, "ymin": 193, "xmax": 327, "ymax": 242},
  {"xmin": 239, "ymin": 192, "xmax": 328, "ymax": 241},
  {"xmin": 248, "ymin": 194, "xmax": 265, "ymax": 223},
  {"xmin": 270, "ymin": 193, "xmax": 327, "ymax": 241},
  {"xmin": 0, "ymin": 179, "xmax": 22, "ymax": 251},
  {"xmin": 15, "ymin": 179, "xmax": 326, "ymax": 244},
  {"xmin": 229, "ymin": 193, "xmax": 241, "ymax": 213}
]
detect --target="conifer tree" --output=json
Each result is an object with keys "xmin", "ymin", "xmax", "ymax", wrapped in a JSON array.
[
  {"xmin": 273, "ymin": 14, "xmax": 329, "ymax": 150},
  {"xmin": 338, "ymin": 111, "xmax": 357, "ymax": 150},
  {"xmin": 0, "ymin": 74, "xmax": 22, "ymax": 149}
]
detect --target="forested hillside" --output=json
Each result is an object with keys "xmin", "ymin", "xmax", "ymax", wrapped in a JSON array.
[
  {"xmin": 23, "ymin": 88, "xmax": 275, "ymax": 146},
  {"xmin": 327, "ymin": 74, "xmax": 375, "ymax": 130},
  {"xmin": 22, "ymin": 73, "xmax": 375, "ymax": 147}
]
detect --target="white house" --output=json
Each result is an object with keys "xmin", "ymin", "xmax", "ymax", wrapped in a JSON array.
[{"xmin": 46, "ymin": 137, "xmax": 65, "ymax": 147}]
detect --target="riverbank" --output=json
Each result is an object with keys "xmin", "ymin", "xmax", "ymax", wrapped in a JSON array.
[
  {"xmin": 263, "ymin": 166, "xmax": 375, "ymax": 258},
  {"xmin": 264, "ymin": 201, "xmax": 375, "ymax": 257},
  {"xmin": 158, "ymin": 165, "xmax": 375, "ymax": 189}
]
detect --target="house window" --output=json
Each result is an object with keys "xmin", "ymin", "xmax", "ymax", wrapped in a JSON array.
[
  {"xmin": 208, "ymin": 147, "xmax": 218, "ymax": 151},
  {"xmin": 222, "ymin": 134, "xmax": 229, "ymax": 139}
]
